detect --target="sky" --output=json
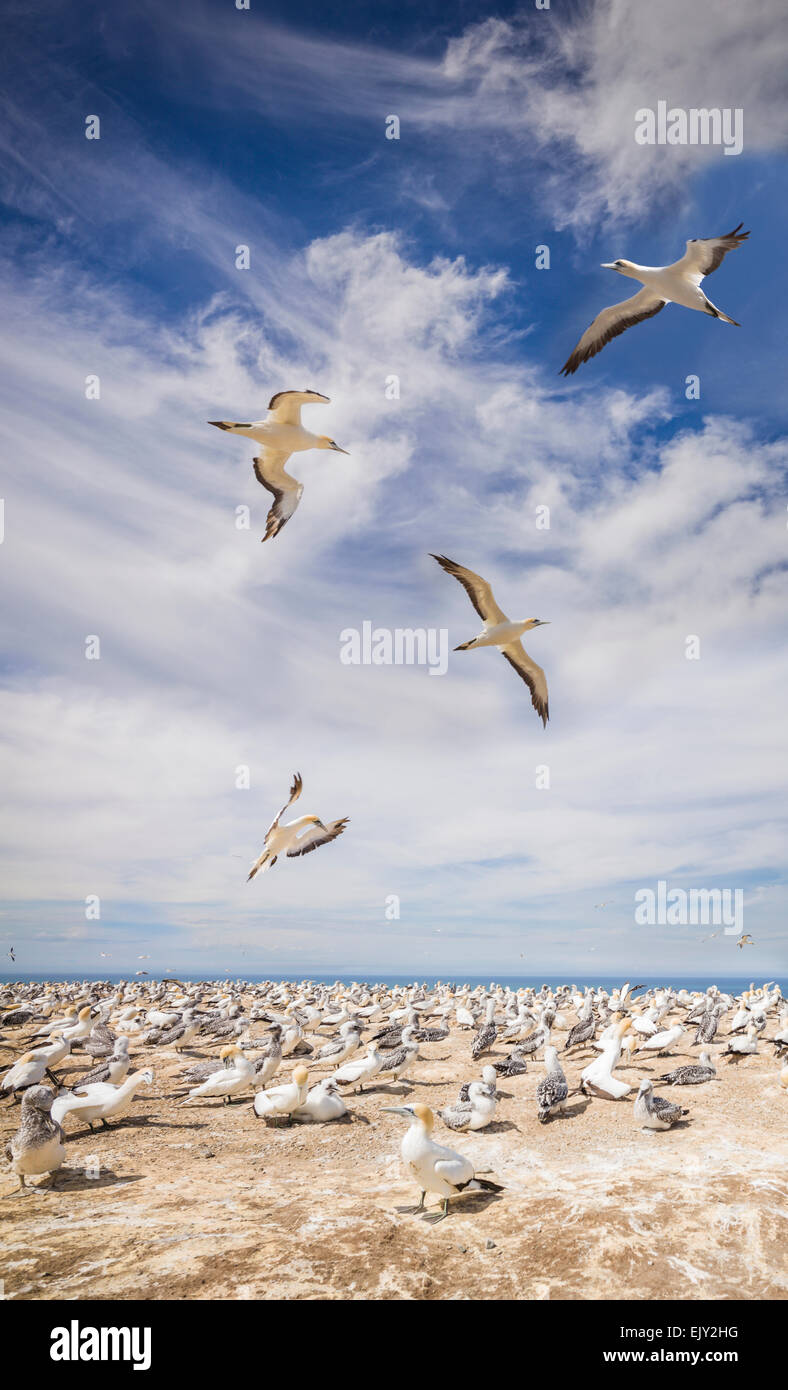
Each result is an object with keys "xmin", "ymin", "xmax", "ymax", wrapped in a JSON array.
[{"xmin": 0, "ymin": 0, "xmax": 786, "ymax": 979}]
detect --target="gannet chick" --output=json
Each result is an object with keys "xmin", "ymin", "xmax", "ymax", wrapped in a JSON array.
[
  {"xmin": 470, "ymin": 998, "xmax": 497, "ymax": 1060},
  {"xmin": 315, "ymin": 1023, "xmax": 361, "ymax": 1065},
  {"xmin": 658, "ymin": 1052, "xmax": 717, "ymax": 1086},
  {"xmin": 457, "ymin": 1063, "xmax": 498, "ymax": 1104},
  {"xmin": 181, "ymin": 1046, "xmax": 254, "ymax": 1105},
  {"xmin": 71, "ymin": 1036, "xmax": 130, "ymax": 1088},
  {"xmin": 563, "ymin": 999, "xmax": 595, "ymax": 1051},
  {"xmin": 253, "ymin": 1064, "xmax": 309, "ymax": 1124},
  {"xmin": 377, "ymin": 1026, "xmax": 419, "ymax": 1089},
  {"xmin": 292, "ymin": 1078, "xmax": 347, "ymax": 1123},
  {"xmin": 634, "ymin": 1079, "xmax": 689, "ymax": 1131},
  {"xmin": 4, "ymin": 1086, "xmax": 65, "ymax": 1192},
  {"xmin": 439, "ymin": 1081, "xmax": 496, "ymax": 1132},
  {"xmin": 382, "ymin": 1103, "xmax": 504, "ymax": 1222},
  {"xmin": 536, "ymin": 1046, "xmax": 569, "ymax": 1122},
  {"xmin": 252, "ymin": 1024, "xmax": 284, "ymax": 1087}
]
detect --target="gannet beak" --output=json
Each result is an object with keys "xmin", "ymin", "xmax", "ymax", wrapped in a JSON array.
[
  {"xmin": 600, "ymin": 262, "xmax": 616, "ymax": 269},
  {"xmin": 381, "ymin": 1106, "xmax": 410, "ymax": 1118},
  {"xmin": 330, "ymin": 443, "xmax": 350, "ymax": 454}
]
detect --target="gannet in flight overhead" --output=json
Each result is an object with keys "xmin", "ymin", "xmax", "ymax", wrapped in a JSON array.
[
  {"xmin": 560, "ymin": 223, "xmax": 749, "ymax": 375},
  {"xmin": 431, "ymin": 555, "xmax": 550, "ymax": 726},
  {"xmin": 209, "ymin": 389, "xmax": 349, "ymax": 541},
  {"xmin": 247, "ymin": 772, "xmax": 349, "ymax": 881}
]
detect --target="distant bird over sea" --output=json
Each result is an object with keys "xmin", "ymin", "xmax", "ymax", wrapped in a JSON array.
[
  {"xmin": 431, "ymin": 555, "xmax": 550, "ymax": 726},
  {"xmin": 560, "ymin": 223, "xmax": 749, "ymax": 375},
  {"xmin": 209, "ymin": 389, "xmax": 348, "ymax": 541},
  {"xmin": 247, "ymin": 773, "xmax": 349, "ymax": 881}
]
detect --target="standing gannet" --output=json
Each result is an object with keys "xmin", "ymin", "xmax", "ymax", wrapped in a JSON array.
[
  {"xmin": 657, "ymin": 1052, "xmax": 717, "ymax": 1086},
  {"xmin": 431, "ymin": 555, "xmax": 550, "ymax": 726},
  {"xmin": 247, "ymin": 772, "xmax": 349, "ymax": 880},
  {"xmin": 636, "ymin": 1024, "xmax": 684, "ymax": 1057},
  {"xmin": 536, "ymin": 1046, "xmax": 569, "ymax": 1122},
  {"xmin": 560, "ymin": 223, "xmax": 749, "ymax": 374},
  {"xmin": 68, "ymin": 1036, "xmax": 130, "ymax": 1088},
  {"xmin": 634, "ymin": 1079, "xmax": 689, "ymax": 1131},
  {"xmin": 563, "ymin": 998, "xmax": 595, "ymax": 1051},
  {"xmin": 333, "ymin": 1043, "xmax": 384, "ymax": 1093},
  {"xmin": 5, "ymin": 1086, "xmax": 65, "ymax": 1192},
  {"xmin": 581, "ymin": 1019, "xmax": 632, "ymax": 1099},
  {"xmin": 181, "ymin": 1046, "xmax": 255, "ymax": 1105},
  {"xmin": 471, "ymin": 998, "xmax": 498, "ymax": 1059},
  {"xmin": 382, "ymin": 1103, "xmax": 504, "ymax": 1222},
  {"xmin": 293, "ymin": 1077, "xmax": 347, "ymax": 1123},
  {"xmin": 209, "ymin": 389, "xmax": 349, "ymax": 541},
  {"xmin": 253, "ymin": 1064, "xmax": 309, "ymax": 1123},
  {"xmin": 51, "ymin": 1069, "xmax": 154, "ymax": 1131}
]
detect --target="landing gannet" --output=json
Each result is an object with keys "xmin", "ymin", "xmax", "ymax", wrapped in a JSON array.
[
  {"xmin": 253, "ymin": 1064, "xmax": 309, "ymax": 1123},
  {"xmin": 634, "ymin": 1079, "xmax": 689, "ymax": 1131},
  {"xmin": 247, "ymin": 773, "xmax": 349, "ymax": 880},
  {"xmin": 209, "ymin": 389, "xmax": 349, "ymax": 542},
  {"xmin": 5, "ymin": 1086, "xmax": 65, "ymax": 1191},
  {"xmin": 536, "ymin": 1046, "xmax": 569, "ymax": 1122},
  {"xmin": 658, "ymin": 1052, "xmax": 716, "ymax": 1086},
  {"xmin": 383, "ymin": 1103, "xmax": 504, "ymax": 1222},
  {"xmin": 560, "ymin": 223, "xmax": 749, "ymax": 374},
  {"xmin": 431, "ymin": 555, "xmax": 550, "ymax": 726}
]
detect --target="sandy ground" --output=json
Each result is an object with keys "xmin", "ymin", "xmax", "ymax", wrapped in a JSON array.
[{"xmin": 1, "ymin": 1004, "xmax": 786, "ymax": 1301}]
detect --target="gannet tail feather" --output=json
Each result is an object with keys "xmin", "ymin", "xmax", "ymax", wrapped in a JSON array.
[{"xmin": 461, "ymin": 1176, "xmax": 505, "ymax": 1194}]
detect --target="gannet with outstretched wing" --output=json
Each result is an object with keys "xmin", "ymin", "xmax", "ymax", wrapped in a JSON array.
[
  {"xmin": 431, "ymin": 555, "xmax": 550, "ymax": 726},
  {"xmin": 247, "ymin": 773, "xmax": 349, "ymax": 881},
  {"xmin": 560, "ymin": 223, "xmax": 749, "ymax": 375},
  {"xmin": 209, "ymin": 389, "xmax": 349, "ymax": 541}
]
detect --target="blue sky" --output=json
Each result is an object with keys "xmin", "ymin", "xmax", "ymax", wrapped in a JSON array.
[{"xmin": 1, "ymin": 0, "xmax": 786, "ymax": 978}]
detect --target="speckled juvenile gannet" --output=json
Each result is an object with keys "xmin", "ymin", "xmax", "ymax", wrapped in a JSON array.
[
  {"xmin": 209, "ymin": 389, "xmax": 349, "ymax": 542},
  {"xmin": 634, "ymin": 1079, "xmax": 689, "ymax": 1131},
  {"xmin": 431, "ymin": 555, "xmax": 550, "ymax": 726},
  {"xmin": 536, "ymin": 1046, "xmax": 569, "ymax": 1122},
  {"xmin": 560, "ymin": 224, "xmax": 749, "ymax": 374},
  {"xmin": 70, "ymin": 1036, "xmax": 130, "ymax": 1088},
  {"xmin": 5, "ymin": 1085, "xmax": 65, "ymax": 1192},
  {"xmin": 247, "ymin": 773, "xmax": 349, "ymax": 881},
  {"xmin": 658, "ymin": 1052, "xmax": 716, "ymax": 1086},
  {"xmin": 383, "ymin": 1103, "xmax": 504, "ymax": 1222},
  {"xmin": 253, "ymin": 1064, "xmax": 309, "ymax": 1123}
]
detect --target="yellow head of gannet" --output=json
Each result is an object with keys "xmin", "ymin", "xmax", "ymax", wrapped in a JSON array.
[
  {"xmin": 292, "ymin": 1065, "xmax": 309, "ymax": 1086},
  {"xmin": 616, "ymin": 1017, "xmax": 633, "ymax": 1037}
]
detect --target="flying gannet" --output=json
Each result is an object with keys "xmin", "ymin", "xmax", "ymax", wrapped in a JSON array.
[
  {"xmin": 560, "ymin": 223, "xmax": 749, "ymax": 375},
  {"xmin": 431, "ymin": 555, "xmax": 550, "ymax": 726},
  {"xmin": 247, "ymin": 773, "xmax": 349, "ymax": 881},
  {"xmin": 209, "ymin": 389, "xmax": 348, "ymax": 542},
  {"xmin": 382, "ymin": 1103, "xmax": 504, "ymax": 1222}
]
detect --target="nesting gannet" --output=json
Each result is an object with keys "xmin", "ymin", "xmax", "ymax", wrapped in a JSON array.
[
  {"xmin": 253, "ymin": 1064, "xmax": 309, "ymax": 1123},
  {"xmin": 209, "ymin": 389, "xmax": 348, "ymax": 542},
  {"xmin": 439, "ymin": 1081, "xmax": 497, "ymax": 1132},
  {"xmin": 1, "ymin": 1044, "xmax": 66, "ymax": 1098},
  {"xmin": 247, "ymin": 772, "xmax": 349, "ymax": 880},
  {"xmin": 292, "ymin": 1077, "xmax": 347, "ymax": 1123},
  {"xmin": 431, "ymin": 555, "xmax": 550, "ymax": 726},
  {"xmin": 657, "ymin": 1052, "xmax": 716, "ymax": 1086},
  {"xmin": 723, "ymin": 1026, "xmax": 758, "ymax": 1062},
  {"xmin": 383, "ymin": 1103, "xmax": 504, "ymax": 1222},
  {"xmin": 457, "ymin": 1064, "xmax": 498, "ymax": 1104},
  {"xmin": 5, "ymin": 1086, "xmax": 65, "ymax": 1192},
  {"xmin": 636, "ymin": 1024, "xmax": 684, "ymax": 1057},
  {"xmin": 51, "ymin": 1068, "xmax": 153, "ymax": 1131},
  {"xmin": 181, "ymin": 1046, "xmax": 254, "ymax": 1105},
  {"xmin": 560, "ymin": 223, "xmax": 749, "ymax": 374},
  {"xmin": 581, "ymin": 1019, "xmax": 632, "ymax": 1099},
  {"xmin": 634, "ymin": 1079, "xmax": 689, "ymax": 1131},
  {"xmin": 536, "ymin": 1046, "xmax": 569, "ymax": 1122}
]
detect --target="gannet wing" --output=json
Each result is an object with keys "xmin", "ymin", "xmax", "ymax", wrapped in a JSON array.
[
  {"xmin": 501, "ymin": 643, "xmax": 549, "ymax": 726},
  {"xmin": 286, "ymin": 817, "xmax": 350, "ymax": 858},
  {"xmin": 266, "ymin": 773, "xmax": 303, "ymax": 838},
  {"xmin": 433, "ymin": 1154, "xmax": 474, "ymax": 1187},
  {"xmin": 560, "ymin": 288, "xmax": 666, "ymax": 375},
  {"xmin": 266, "ymin": 389, "xmax": 330, "ymax": 426},
  {"xmin": 253, "ymin": 452, "xmax": 303, "ymax": 542},
  {"xmin": 671, "ymin": 224, "xmax": 750, "ymax": 282},
  {"xmin": 430, "ymin": 554, "xmax": 508, "ymax": 627}
]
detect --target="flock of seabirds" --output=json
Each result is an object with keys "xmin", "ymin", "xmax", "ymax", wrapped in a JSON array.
[{"xmin": 2, "ymin": 973, "xmax": 785, "ymax": 1221}]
